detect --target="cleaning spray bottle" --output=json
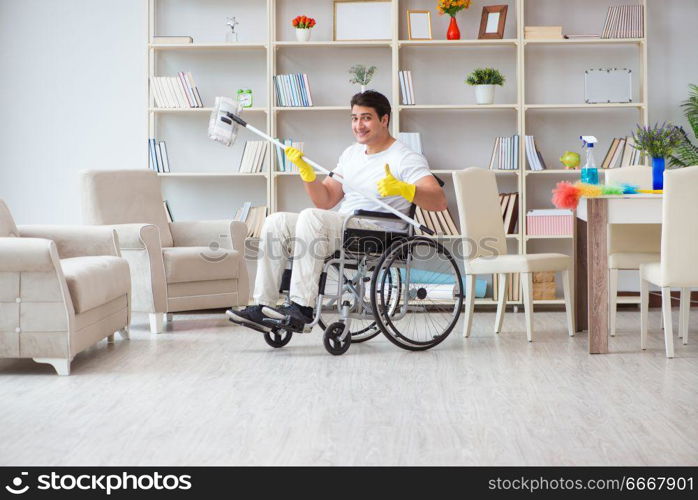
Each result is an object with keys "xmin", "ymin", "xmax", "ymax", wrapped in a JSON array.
[{"xmin": 580, "ymin": 135, "xmax": 599, "ymax": 185}]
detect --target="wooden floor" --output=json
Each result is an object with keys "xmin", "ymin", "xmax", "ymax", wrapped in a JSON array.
[{"xmin": 1, "ymin": 308, "xmax": 697, "ymax": 466}]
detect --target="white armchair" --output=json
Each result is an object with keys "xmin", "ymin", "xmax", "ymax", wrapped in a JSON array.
[
  {"xmin": 0, "ymin": 200, "xmax": 130, "ymax": 375},
  {"xmin": 81, "ymin": 169, "xmax": 250, "ymax": 333}
]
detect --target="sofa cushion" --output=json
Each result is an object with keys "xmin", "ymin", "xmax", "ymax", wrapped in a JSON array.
[
  {"xmin": 0, "ymin": 200, "xmax": 19, "ymax": 237},
  {"xmin": 60, "ymin": 256, "xmax": 130, "ymax": 313},
  {"xmin": 162, "ymin": 246, "xmax": 240, "ymax": 284}
]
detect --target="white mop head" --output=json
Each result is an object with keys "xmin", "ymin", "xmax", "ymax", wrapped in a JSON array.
[{"xmin": 208, "ymin": 96, "xmax": 242, "ymax": 147}]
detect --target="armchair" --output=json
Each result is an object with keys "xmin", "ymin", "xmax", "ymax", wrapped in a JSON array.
[
  {"xmin": 0, "ymin": 200, "xmax": 130, "ymax": 375},
  {"xmin": 80, "ymin": 170, "xmax": 249, "ymax": 333}
]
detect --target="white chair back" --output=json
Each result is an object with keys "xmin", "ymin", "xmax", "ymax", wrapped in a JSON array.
[
  {"xmin": 661, "ymin": 167, "xmax": 698, "ymax": 286},
  {"xmin": 452, "ymin": 168, "xmax": 508, "ymax": 260}
]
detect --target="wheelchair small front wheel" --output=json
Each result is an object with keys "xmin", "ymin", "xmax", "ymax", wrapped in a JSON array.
[
  {"xmin": 264, "ymin": 329, "xmax": 293, "ymax": 348},
  {"xmin": 323, "ymin": 322, "xmax": 351, "ymax": 356}
]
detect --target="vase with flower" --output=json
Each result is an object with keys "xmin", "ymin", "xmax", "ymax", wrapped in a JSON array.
[
  {"xmin": 437, "ymin": 0, "xmax": 471, "ymax": 40},
  {"xmin": 292, "ymin": 15, "xmax": 316, "ymax": 42},
  {"xmin": 631, "ymin": 122, "xmax": 683, "ymax": 190}
]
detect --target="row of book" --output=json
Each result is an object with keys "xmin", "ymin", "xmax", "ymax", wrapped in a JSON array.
[
  {"xmin": 234, "ymin": 202, "xmax": 268, "ymax": 238},
  {"xmin": 600, "ymin": 136, "xmax": 642, "ymax": 169},
  {"xmin": 414, "ymin": 206, "xmax": 459, "ymax": 236},
  {"xmin": 148, "ymin": 139, "xmax": 171, "ymax": 173},
  {"xmin": 488, "ymin": 135, "xmax": 520, "ymax": 170},
  {"xmin": 499, "ymin": 192, "xmax": 519, "ymax": 235},
  {"xmin": 275, "ymin": 140, "xmax": 304, "ymax": 172},
  {"xmin": 239, "ymin": 141, "xmax": 272, "ymax": 173},
  {"xmin": 398, "ymin": 70, "xmax": 416, "ymax": 105},
  {"xmin": 274, "ymin": 73, "xmax": 313, "ymax": 107},
  {"xmin": 397, "ymin": 132, "xmax": 423, "ymax": 154},
  {"xmin": 150, "ymin": 73, "xmax": 203, "ymax": 108},
  {"xmin": 488, "ymin": 135, "xmax": 547, "ymax": 171},
  {"xmin": 601, "ymin": 4, "xmax": 644, "ymax": 39}
]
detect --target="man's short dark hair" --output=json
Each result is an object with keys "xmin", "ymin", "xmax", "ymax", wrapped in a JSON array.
[{"xmin": 350, "ymin": 90, "xmax": 391, "ymax": 125}]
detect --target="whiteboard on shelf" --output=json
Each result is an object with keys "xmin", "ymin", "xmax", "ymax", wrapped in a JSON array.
[
  {"xmin": 584, "ymin": 68, "xmax": 632, "ymax": 103},
  {"xmin": 334, "ymin": 1, "xmax": 391, "ymax": 41}
]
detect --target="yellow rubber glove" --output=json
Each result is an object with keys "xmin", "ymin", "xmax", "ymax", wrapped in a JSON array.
[
  {"xmin": 285, "ymin": 147, "xmax": 316, "ymax": 183},
  {"xmin": 377, "ymin": 164, "xmax": 416, "ymax": 202}
]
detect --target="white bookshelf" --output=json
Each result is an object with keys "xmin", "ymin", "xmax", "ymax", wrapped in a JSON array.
[{"xmin": 147, "ymin": 0, "xmax": 648, "ymax": 306}]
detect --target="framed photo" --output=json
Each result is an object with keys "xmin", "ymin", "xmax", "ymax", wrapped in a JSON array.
[
  {"xmin": 407, "ymin": 10, "xmax": 432, "ymax": 40},
  {"xmin": 334, "ymin": 0, "xmax": 392, "ymax": 41},
  {"xmin": 478, "ymin": 5, "xmax": 508, "ymax": 39}
]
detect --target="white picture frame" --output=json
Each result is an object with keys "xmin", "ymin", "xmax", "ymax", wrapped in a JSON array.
[
  {"xmin": 334, "ymin": 1, "xmax": 392, "ymax": 41},
  {"xmin": 407, "ymin": 10, "xmax": 432, "ymax": 41}
]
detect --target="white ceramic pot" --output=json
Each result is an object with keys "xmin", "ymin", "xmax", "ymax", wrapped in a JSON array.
[
  {"xmin": 475, "ymin": 84, "xmax": 495, "ymax": 105},
  {"xmin": 360, "ymin": 85, "xmax": 366, "ymax": 93},
  {"xmin": 295, "ymin": 28, "xmax": 311, "ymax": 42}
]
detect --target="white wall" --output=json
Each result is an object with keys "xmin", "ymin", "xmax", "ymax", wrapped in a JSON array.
[{"xmin": 0, "ymin": 0, "xmax": 697, "ymax": 225}]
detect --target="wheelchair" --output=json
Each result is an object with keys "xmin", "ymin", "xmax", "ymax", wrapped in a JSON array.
[{"xmin": 262, "ymin": 199, "xmax": 464, "ymax": 356}]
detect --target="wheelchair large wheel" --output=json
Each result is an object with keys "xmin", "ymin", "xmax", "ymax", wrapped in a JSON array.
[
  {"xmin": 318, "ymin": 262, "xmax": 381, "ymax": 343},
  {"xmin": 263, "ymin": 329, "xmax": 293, "ymax": 348},
  {"xmin": 370, "ymin": 237, "xmax": 463, "ymax": 351}
]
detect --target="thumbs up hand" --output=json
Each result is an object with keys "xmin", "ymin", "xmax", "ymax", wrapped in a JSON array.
[{"xmin": 377, "ymin": 164, "xmax": 416, "ymax": 202}]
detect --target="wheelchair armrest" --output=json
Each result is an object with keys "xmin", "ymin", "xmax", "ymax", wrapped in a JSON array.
[{"xmin": 352, "ymin": 209, "xmax": 401, "ymax": 220}]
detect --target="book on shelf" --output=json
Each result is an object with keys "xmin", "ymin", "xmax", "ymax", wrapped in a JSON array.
[
  {"xmin": 499, "ymin": 192, "xmax": 519, "ymax": 235},
  {"xmin": 234, "ymin": 205, "xmax": 267, "ymax": 239},
  {"xmin": 398, "ymin": 70, "xmax": 415, "ymax": 105},
  {"xmin": 239, "ymin": 141, "xmax": 271, "ymax": 173},
  {"xmin": 600, "ymin": 136, "xmax": 643, "ymax": 169},
  {"xmin": 273, "ymin": 73, "xmax": 313, "ymax": 107},
  {"xmin": 163, "ymin": 200, "xmax": 174, "ymax": 222},
  {"xmin": 275, "ymin": 140, "xmax": 304, "ymax": 172},
  {"xmin": 524, "ymin": 26, "xmax": 563, "ymax": 39},
  {"xmin": 148, "ymin": 138, "xmax": 171, "ymax": 173},
  {"xmin": 150, "ymin": 73, "xmax": 203, "ymax": 108},
  {"xmin": 152, "ymin": 36, "xmax": 193, "ymax": 44},
  {"xmin": 601, "ymin": 4, "xmax": 644, "ymax": 39},
  {"xmin": 563, "ymin": 34, "xmax": 601, "ymax": 39},
  {"xmin": 414, "ymin": 206, "xmax": 459, "ymax": 236},
  {"xmin": 525, "ymin": 135, "xmax": 546, "ymax": 170},
  {"xmin": 398, "ymin": 132, "xmax": 423, "ymax": 154},
  {"xmin": 489, "ymin": 135, "xmax": 520, "ymax": 170},
  {"xmin": 493, "ymin": 272, "xmax": 520, "ymax": 302}
]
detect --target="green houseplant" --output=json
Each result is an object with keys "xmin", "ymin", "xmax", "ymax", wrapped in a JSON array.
[
  {"xmin": 466, "ymin": 68, "xmax": 505, "ymax": 105},
  {"xmin": 631, "ymin": 122, "xmax": 683, "ymax": 189},
  {"xmin": 669, "ymin": 83, "xmax": 698, "ymax": 168},
  {"xmin": 348, "ymin": 64, "xmax": 376, "ymax": 93}
]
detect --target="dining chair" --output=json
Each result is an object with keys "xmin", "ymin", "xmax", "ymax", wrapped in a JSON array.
[
  {"xmin": 640, "ymin": 167, "xmax": 698, "ymax": 358},
  {"xmin": 604, "ymin": 166, "xmax": 661, "ymax": 337},
  {"xmin": 452, "ymin": 168, "xmax": 574, "ymax": 341}
]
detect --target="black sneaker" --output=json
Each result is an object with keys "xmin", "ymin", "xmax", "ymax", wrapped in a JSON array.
[
  {"xmin": 226, "ymin": 305, "xmax": 271, "ymax": 332},
  {"xmin": 262, "ymin": 302, "xmax": 314, "ymax": 326}
]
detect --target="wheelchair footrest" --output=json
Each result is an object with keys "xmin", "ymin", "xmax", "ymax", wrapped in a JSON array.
[{"xmin": 262, "ymin": 316, "xmax": 310, "ymax": 333}]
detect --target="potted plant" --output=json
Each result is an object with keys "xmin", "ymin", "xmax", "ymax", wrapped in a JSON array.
[
  {"xmin": 437, "ymin": 0, "xmax": 472, "ymax": 40},
  {"xmin": 348, "ymin": 64, "xmax": 376, "ymax": 93},
  {"xmin": 292, "ymin": 15, "xmax": 316, "ymax": 42},
  {"xmin": 631, "ymin": 122, "xmax": 683, "ymax": 190},
  {"xmin": 669, "ymin": 83, "xmax": 698, "ymax": 168},
  {"xmin": 466, "ymin": 68, "xmax": 505, "ymax": 105}
]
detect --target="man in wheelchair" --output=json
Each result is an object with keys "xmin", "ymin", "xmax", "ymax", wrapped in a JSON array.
[{"xmin": 227, "ymin": 90, "xmax": 447, "ymax": 333}]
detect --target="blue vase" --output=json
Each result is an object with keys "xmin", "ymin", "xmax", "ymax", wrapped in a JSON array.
[{"xmin": 652, "ymin": 156, "xmax": 665, "ymax": 190}]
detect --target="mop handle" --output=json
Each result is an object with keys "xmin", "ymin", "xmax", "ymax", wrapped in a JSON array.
[{"xmin": 227, "ymin": 113, "xmax": 435, "ymax": 235}]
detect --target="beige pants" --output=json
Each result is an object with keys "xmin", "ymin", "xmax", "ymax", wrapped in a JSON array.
[{"xmin": 253, "ymin": 208, "xmax": 375, "ymax": 308}]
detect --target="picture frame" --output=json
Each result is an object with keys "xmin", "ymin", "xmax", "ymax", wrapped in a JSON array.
[
  {"xmin": 407, "ymin": 10, "xmax": 432, "ymax": 41},
  {"xmin": 334, "ymin": 0, "xmax": 392, "ymax": 41},
  {"xmin": 478, "ymin": 5, "xmax": 508, "ymax": 39}
]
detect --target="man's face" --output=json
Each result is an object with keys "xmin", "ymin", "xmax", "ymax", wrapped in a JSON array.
[{"xmin": 351, "ymin": 105, "xmax": 388, "ymax": 145}]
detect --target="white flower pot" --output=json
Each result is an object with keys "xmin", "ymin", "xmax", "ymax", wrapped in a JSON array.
[
  {"xmin": 295, "ymin": 28, "xmax": 311, "ymax": 42},
  {"xmin": 360, "ymin": 85, "xmax": 366, "ymax": 93},
  {"xmin": 475, "ymin": 85, "xmax": 495, "ymax": 105}
]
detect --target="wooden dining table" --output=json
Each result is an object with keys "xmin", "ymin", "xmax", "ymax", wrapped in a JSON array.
[{"xmin": 575, "ymin": 194, "xmax": 663, "ymax": 353}]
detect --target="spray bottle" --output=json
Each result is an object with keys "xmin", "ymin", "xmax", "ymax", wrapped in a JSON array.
[{"xmin": 580, "ymin": 135, "xmax": 599, "ymax": 185}]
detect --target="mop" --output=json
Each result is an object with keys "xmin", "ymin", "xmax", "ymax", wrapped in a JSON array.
[{"xmin": 208, "ymin": 96, "xmax": 435, "ymax": 235}]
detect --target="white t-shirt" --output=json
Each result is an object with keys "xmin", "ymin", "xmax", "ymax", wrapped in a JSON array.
[{"xmin": 333, "ymin": 140, "xmax": 431, "ymax": 230}]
